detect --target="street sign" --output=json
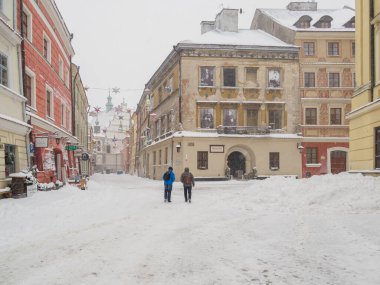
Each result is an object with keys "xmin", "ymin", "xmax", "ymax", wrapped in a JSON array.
[{"xmin": 65, "ymin": 145, "xmax": 78, "ymax": 151}]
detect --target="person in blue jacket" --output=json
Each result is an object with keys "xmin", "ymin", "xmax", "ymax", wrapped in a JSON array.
[{"xmin": 162, "ymin": 166, "xmax": 175, "ymax": 202}]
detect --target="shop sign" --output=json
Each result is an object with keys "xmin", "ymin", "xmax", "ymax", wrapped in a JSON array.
[
  {"xmin": 35, "ymin": 137, "xmax": 48, "ymax": 148},
  {"xmin": 65, "ymin": 145, "xmax": 78, "ymax": 151},
  {"xmin": 210, "ymin": 145, "xmax": 224, "ymax": 153}
]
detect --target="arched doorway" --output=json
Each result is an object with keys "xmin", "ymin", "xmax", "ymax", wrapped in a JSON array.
[
  {"xmin": 330, "ymin": 150, "xmax": 347, "ymax": 174},
  {"xmin": 227, "ymin": 151, "xmax": 246, "ymax": 178}
]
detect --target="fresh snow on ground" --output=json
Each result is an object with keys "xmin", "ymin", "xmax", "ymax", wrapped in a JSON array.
[{"xmin": 0, "ymin": 173, "xmax": 379, "ymax": 285}]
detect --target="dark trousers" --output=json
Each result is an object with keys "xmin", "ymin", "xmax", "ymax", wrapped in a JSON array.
[
  {"xmin": 184, "ymin": 186, "xmax": 192, "ymax": 201},
  {"xmin": 164, "ymin": 184, "xmax": 172, "ymax": 201}
]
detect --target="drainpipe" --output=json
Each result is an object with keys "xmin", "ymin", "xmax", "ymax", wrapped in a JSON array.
[
  {"xmin": 18, "ymin": 0, "xmax": 30, "ymax": 168},
  {"xmin": 71, "ymin": 63, "xmax": 80, "ymax": 137},
  {"xmin": 173, "ymin": 46, "xmax": 182, "ymax": 124},
  {"xmin": 370, "ymin": 0, "xmax": 375, "ymax": 101}
]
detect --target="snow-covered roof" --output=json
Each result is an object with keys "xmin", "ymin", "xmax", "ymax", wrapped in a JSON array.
[
  {"xmin": 258, "ymin": 7, "xmax": 355, "ymax": 31},
  {"xmin": 180, "ymin": 29, "xmax": 297, "ymax": 48}
]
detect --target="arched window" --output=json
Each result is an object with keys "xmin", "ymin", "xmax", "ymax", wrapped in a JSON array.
[
  {"xmin": 344, "ymin": 17, "xmax": 355, "ymax": 28},
  {"xmin": 314, "ymin": 15, "xmax": 333, "ymax": 28},
  {"xmin": 294, "ymin": 15, "xmax": 312, "ymax": 28}
]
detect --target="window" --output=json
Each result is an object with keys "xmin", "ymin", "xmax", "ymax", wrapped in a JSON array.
[
  {"xmin": 61, "ymin": 103, "xmax": 66, "ymax": 127},
  {"xmin": 46, "ymin": 87, "xmax": 53, "ymax": 118},
  {"xmin": 247, "ymin": 109, "xmax": 258, "ymax": 127},
  {"xmin": 197, "ymin": 151, "xmax": 208, "ymax": 169},
  {"xmin": 269, "ymin": 152, "xmax": 279, "ymax": 170},
  {"xmin": 65, "ymin": 68, "xmax": 69, "ymax": 87},
  {"xmin": 153, "ymin": 151, "xmax": 156, "ymax": 165},
  {"xmin": 269, "ymin": 109, "xmax": 282, "ymax": 129},
  {"xmin": 165, "ymin": 147, "xmax": 168, "ymax": 164},
  {"xmin": 0, "ymin": 52, "xmax": 8, "ymax": 87},
  {"xmin": 245, "ymin": 67, "xmax": 258, "ymax": 86},
  {"xmin": 328, "ymin": 42, "xmax": 339, "ymax": 56},
  {"xmin": 58, "ymin": 57, "xmax": 63, "ymax": 79},
  {"xmin": 43, "ymin": 34, "xmax": 51, "ymax": 63},
  {"xmin": 295, "ymin": 16, "xmax": 312, "ymax": 29},
  {"xmin": 159, "ymin": 149, "xmax": 162, "ymax": 165},
  {"xmin": 303, "ymin": 42, "xmax": 315, "ymax": 56},
  {"xmin": 5, "ymin": 144, "xmax": 16, "ymax": 178},
  {"xmin": 304, "ymin": 72, "xmax": 315, "ymax": 87},
  {"xmin": 352, "ymin": 42, "xmax": 355, "ymax": 57},
  {"xmin": 353, "ymin": 72, "xmax": 356, "ymax": 87},
  {"xmin": 199, "ymin": 108, "xmax": 214, "ymax": 129},
  {"xmin": 305, "ymin": 108, "xmax": 317, "ymax": 125},
  {"xmin": 106, "ymin": 145, "xmax": 111, "ymax": 154},
  {"xmin": 306, "ymin": 148, "xmax": 318, "ymax": 164},
  {"xmin": 314, "ymin": 16, "xmax": 332, "ymax": 28},
  {"xmin": 268, "ymin": 69, "xmax": 281, "ymax": 88},
  {"xmin": 329, "ymin": 73, "xmax": 340, "ymax": 87},
  {"xmin": 223, "ymin": 67, "xmax": 236, "ymax": 87},
  {"xmin": 25, "ymin": 74, "xmax": 32, "ymax": 105},
  {"xmin": 0, "ymin": 0, "xmax": 3, "ymax": 11},
  {"xmin": 158, "ymin": 87, "xmax": 162, "ymax": 103},
  {"xmin": 330, "ymin": 108, "xmax": 342, "ymax": 125},
  {"xmin": 200, "ymin": 67, "xmax": 215, "ymax": 87},
  {"xmin": 223, "ymin": 109, "xmax": 237, "ymax": 126},
  {"xmin": 376, "ymin": 128, "xmax": 380, "ymax": 169},
  {"xmin": 22, "ymin": 11, "xmax": 28, "ymax": 38}
]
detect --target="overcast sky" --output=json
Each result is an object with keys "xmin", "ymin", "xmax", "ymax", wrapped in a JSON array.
[{"xmin": 54, "ymin": 0, "xmax": 355, "ymax": 111}]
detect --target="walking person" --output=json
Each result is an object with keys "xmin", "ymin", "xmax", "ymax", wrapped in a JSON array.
[
  {"xmin": 162, "ymin": 166, "xmax": 175, "ymax": 202},
  {"xmin": 180, "ymin": 167, "xmax": 195, "ymax": 203}
]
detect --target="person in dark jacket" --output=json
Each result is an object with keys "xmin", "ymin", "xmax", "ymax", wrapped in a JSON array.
[
  {"xmin": 162, "ymin": 166, "xmax": 175, "ymax": 202},
  {"xmin": 180, "ymin": 167, "xmax": 195, "ymax": 203}
]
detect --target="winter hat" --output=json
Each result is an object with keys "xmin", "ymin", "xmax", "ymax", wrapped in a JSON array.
[{"xmin": 168, "ymin": 166, "xmax": 173, "ymax": 171}]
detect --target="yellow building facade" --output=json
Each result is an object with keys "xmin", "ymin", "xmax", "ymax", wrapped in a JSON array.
[{"xmin": 348, "ymin": 0, "xmax": 380, "ymax": 173}]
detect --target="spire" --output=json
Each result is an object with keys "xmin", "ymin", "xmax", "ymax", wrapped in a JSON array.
[{"xmin": 106, "ymin": 89, "xmax": 113, "ymax": 112}]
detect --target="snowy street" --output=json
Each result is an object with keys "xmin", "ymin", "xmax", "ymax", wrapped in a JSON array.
[{"xmin": 1, "ymin": 173, "xmax": 380, "ymax": 285}]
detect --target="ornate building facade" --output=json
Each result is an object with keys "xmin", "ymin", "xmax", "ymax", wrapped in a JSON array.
[
  {"xmin": 252, "ymin": 2, "xmax": 355, "ymax": 177},
  {"xmin": 136, "ymin": 9, "xmax": 303, "ymax": 179}
]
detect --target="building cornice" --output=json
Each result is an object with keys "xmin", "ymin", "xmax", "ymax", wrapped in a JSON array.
[
  {"xmin": 346, "ymin": 98, "xmax": 380, "ymax": 120},
  {"xmin": 0, "ymin": 18, "xmax": 22, "ymax": 45},
  {"xmin": 0, "ymin": 84, "xmax": 25, "ymax": 102}
]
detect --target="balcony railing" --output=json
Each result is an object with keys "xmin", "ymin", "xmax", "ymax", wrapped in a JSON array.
[{"xmin": 216, "ymin": 125, "xmax": 272, "ymax": 135}]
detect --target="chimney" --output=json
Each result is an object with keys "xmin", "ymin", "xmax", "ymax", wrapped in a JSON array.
[
  {"xmin": 287, "ymin": 2, "xmax": 318, "ymax": 11},
  {"xmin": 201, "ymin": 21, "xmax": 215, "ymax": 34},
  {"xmin": 215, "ymin": 9, "xmax": 239, "ymax": 32}
]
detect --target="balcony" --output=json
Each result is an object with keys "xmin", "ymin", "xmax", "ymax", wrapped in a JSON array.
[{"xmin": 216, "ymin": 125, "xmax": 272, "ymax": 135}]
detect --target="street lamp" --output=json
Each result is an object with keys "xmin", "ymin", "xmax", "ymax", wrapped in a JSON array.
[{"xmin": 297, "ymin": 143, "xmax": 304, "ymax": 153}]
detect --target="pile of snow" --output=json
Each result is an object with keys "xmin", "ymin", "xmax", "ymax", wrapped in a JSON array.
[{"xmin": 0, "ymin": 173, "xmax": 379, "ymax": 285}]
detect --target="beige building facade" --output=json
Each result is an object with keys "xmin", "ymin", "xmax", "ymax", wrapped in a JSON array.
[
  {"xmin": 0, "ymin": 0, "xmax": 31, "ymax": 188},
  {"xmin": 136, "ymin": 9, "xmax": 303, "ymax": 179}
]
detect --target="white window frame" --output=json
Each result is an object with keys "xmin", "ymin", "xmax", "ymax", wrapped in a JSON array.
[
  {"xmin": 58, "ymin": 56, "xmax": 63, "ymax": 79},
  {"xmin": 61, "ymin": 102, "xmax": 66, "ymax": 128},
  {"xmin": 46, "ymin": 84, "xmax": 54, "ymax": 119},
  {"xmin": 68, "ymin": 108, "xmax": 71, "ymax": 132},
  {"xmin": 25, "ymin": 67, "xmax": 36, "ymax": 109},
  {"xmin": 42, "ymin": 32, "xmax": 52, "ymax": 63},
  {"xmin": 22, "ymin": 5, "xmax": 33, "ymax": 42}
]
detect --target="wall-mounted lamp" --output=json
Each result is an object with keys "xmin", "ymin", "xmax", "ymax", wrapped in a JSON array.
[
  {"xmin": 55, "ymin": 136, "xmax": 61, "ymax": 145},
  {"xmin": 176, "ymin": 142, "xmax": 181, "ymax": 153},
  {"xmin": 297, "ymin": 143, "xmax": 304, "ymax": 153}
]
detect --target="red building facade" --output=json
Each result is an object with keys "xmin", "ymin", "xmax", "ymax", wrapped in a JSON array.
[{"xmin": 18, "ymin": 0, "xmax": 78, "ymax": 183}]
